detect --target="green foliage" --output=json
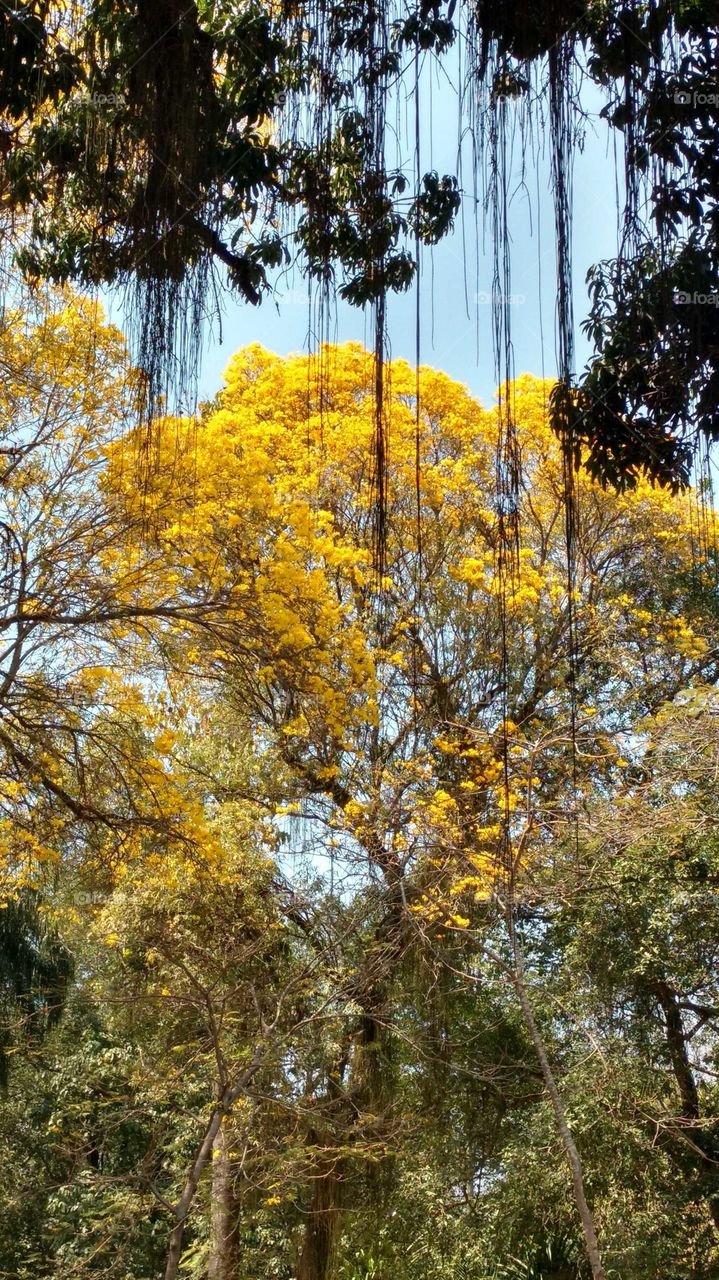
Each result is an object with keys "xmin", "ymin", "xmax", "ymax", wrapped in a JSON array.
[{"xmin": 0, "ymin": 891, "xmax": 73, "ymax": 1087}]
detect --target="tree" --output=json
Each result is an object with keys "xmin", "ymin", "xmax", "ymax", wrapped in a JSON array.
[
  {"xmin": 107, "ymin": 342, "xmax": 719, "ymax": 1278},
  {"xmin": 558, "ymin": 687, "xmax": 719, "ymax": 1257},
  {"xmin": 1, "ymin": 327, "xmax": 717, "ymax": 1278},
  {"xmin": 0, "ymin": 717, "xmax": 344, "ymax": 1279},
  {"xmin": 93, "ymin": 815, "xmax": 323, "ymax": 1280},
  {"xmin": 0, "ymin": 287, "xmax": 284, "ymax": 896},
  {"xmin": 0, "ymin": 889, "xmax": 72, "ymax": 1083}
]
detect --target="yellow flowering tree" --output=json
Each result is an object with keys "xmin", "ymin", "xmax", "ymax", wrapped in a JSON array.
[
  {"xmin": 108, "ymin": 346, "xmax": 719, "ymax": 914},
  {"xmin": 2, "ymin": 319, "xmax": 718, "ymax": 1280},
  {"xmin": 0, "ymin": 290, "xmax": 270, "ymax": 896},
  {"xmin": 102, "ymin": 344, "xmax": 719, "ymax": 1280}
]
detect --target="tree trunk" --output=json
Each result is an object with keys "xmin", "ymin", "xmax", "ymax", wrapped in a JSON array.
[
  {"xmin": 511, "ymin": 954, "xmax": 606, "ymax": 1280},
  {"xmin": 165, "ymin": 1108, "xmax": 224, "ymax": 1280},
  {"xmin": 297, "ymin": 1146, "xmax": 340, "ymax": 1280},
  {"xmin": 208, "ymin": 1121, "xmax": 237, "ymax": 1280},
  {"xmin": 164, "ymin": 1042, "xmax": 265, "ymax": 1280},
  {"xmin": 652, "ymin": 978, "xmax": 719, "ymax": 1234}
]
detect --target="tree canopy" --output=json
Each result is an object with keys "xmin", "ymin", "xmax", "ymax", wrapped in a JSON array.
[{"xmin": 0, "ymin": 301, "xmax": 717, "ymax": 1279}]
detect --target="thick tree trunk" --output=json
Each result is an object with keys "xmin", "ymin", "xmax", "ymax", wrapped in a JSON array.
[
  {"xmin": 297, "ymin": 1147, "xmax": 340, "ymax": 1280},
  {"xmin": 208, "ymin": 1121, "xmax": 237, "ymax": 1280},
  {"xmin": 653, "ymin": 978, "xmax": 719, "ymax": 1234}
]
